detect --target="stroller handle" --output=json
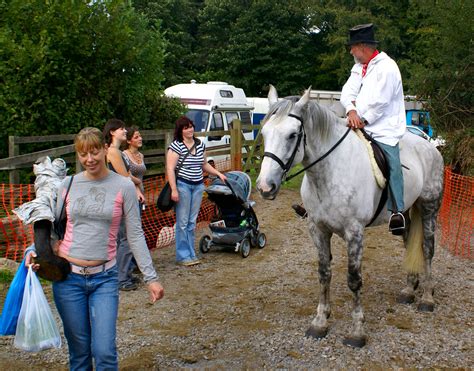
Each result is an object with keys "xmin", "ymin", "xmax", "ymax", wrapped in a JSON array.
[{"xmin": 224, "ymin": 179, "xmax": 237, "ymax": 198}]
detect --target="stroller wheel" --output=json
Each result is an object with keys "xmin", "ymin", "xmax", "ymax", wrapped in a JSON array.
[
  {"xmin": 240, "ymin": 238, "xmax": 251, "ymax": 258},
  {"xmin": 199, "ymin": 235, "xmax": 211, "ymax": 253},
  {"xmin": 257, "ymin": 232, "xmax": 267, "ymax": 248}
]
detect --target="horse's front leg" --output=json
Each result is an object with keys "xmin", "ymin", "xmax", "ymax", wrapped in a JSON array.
[
  {"xmin": 306, "ymin": 224, "xmax": 332, "ymax": 339},
  {"xmin": 343, "ymin": 229, "xmax": 367, "ymax": 348}
]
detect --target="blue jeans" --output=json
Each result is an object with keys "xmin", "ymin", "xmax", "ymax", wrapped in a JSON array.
[
  {"xmin": 377, "ymin": 141, "xmax": 404, "ymax": 213},
  {"xmin": 175, "ymin": 179, "xmax": 205, "ymax": 263},
  {"xmin": 53, "ymin": 266, "xmax": 119, "ymax": 371},
  {"xmin": 116, "ymin": 220, "xmax": 134, "ymax": 286}
]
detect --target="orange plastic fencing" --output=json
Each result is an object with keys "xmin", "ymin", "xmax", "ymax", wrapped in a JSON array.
[
  {"xmin": 0, "ymin": 184, "xmax": 35, "ymax": 262},
  {"xmin": 1, "ymin": 163, "xmax": 472, "ymax": 262},
  {"xmin": 141, "ymin": 175, "xmax": 217, "ymax": 250},
  {"xmin": 438, "ymin": 166, "xmax": 473, "ymax": 259},
  {"xmin": 0, "ymin": 159, "xmax": 231, "ymax": 262},
  {"xmin": 142, "ymin": 159, "xmax": 230, "ymax": 250}
]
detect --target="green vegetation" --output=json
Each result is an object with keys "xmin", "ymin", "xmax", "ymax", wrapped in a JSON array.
[
  {"xmin": 0, "ymin": 268, "xmax": 14, "ymax": 283},
  {"xmin": 247, "ymin": 165, "xmax": 304, "ymax": 192},
  {"xmin": 0, "ymin": 0, "xmax": 471, "ymax": 175}
]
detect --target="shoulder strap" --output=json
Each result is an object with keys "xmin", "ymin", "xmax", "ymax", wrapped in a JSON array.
[
  {"xmin": 175, "ymin": 142, "xmax": 196, "ymax": 175},
  {"xmin": 58, "ymin": 175, "xmax": 74, "ymax": 222}
]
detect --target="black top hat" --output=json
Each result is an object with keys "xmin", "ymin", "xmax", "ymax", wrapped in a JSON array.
[{"xmin": 346, "ymin": 23, "xmax": 378, "ymax": 46}]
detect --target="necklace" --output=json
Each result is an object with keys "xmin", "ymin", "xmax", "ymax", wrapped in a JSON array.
[{"xmin": 127, "ymin": 150, "xmax": 142, "ymax": 164}]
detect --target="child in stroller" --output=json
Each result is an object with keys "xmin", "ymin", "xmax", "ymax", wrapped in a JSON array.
[{"xmin": 199, "ymin": 171, "xmax": 266, "ymax": 258}]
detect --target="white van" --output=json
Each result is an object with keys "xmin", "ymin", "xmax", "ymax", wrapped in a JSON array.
[{"xmin": 165, "ymin": 81, "xmax": 254, "ymax": 163}]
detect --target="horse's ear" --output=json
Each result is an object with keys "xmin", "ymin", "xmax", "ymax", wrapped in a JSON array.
[
  {"xmin": 268, "ymin": 84, "xmax": 278, "ymax": 105},
  {"xmin": 295, "ymin": 86, "xmax": 312, "ymax": 108}
]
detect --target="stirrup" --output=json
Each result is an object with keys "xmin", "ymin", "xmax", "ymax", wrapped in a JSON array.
[{"xmin": 389, "ymin": 212, "xmax": 405, "ymax": 236}]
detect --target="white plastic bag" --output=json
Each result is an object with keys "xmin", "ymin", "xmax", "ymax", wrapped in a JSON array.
[{"xmin": 14, "ymin": 265, "xmax": 61, "ymax": 352}]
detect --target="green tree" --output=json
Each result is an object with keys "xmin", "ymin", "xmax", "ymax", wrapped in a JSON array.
[
  {"xmin": 196, "ymin": 0, "xmax": 327, "ymax": 96},
  {"xmin": 406, "ymin": 0, "xmax": 473, "ymax": 174},
  {"xmin": 314, "ymin": 0, "xmax": 411, "ymax": 88},
  {"xmin": 133, "ymin": 0, "xmax": 203, "ymax": 87},
  {"xmin": 0, "ymin": 0, "xmax": 180, "ymax": 159}
]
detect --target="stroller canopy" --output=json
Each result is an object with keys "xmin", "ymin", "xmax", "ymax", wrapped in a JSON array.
[{"xmin": 205, "ymin": 171, "xmax": 251, "ymax": 204}]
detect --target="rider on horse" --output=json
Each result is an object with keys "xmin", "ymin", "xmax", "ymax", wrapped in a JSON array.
[
  {"xmin": 293, "ymin": 23, "xmax": 406, "ymax": 236},
  {"xmin": 341, "ymin": 23, "xmax": 406, "ymax": 235}
]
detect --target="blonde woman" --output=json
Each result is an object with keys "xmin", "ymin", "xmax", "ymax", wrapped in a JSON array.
[{"xmin": 26, "ymin": 127, "xmax": 164, "ymax": 370}]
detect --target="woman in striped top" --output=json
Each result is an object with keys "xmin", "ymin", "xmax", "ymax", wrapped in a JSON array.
[{"xmin": 167, "ymin": 116, "xmax": 226, "ymax": 266}]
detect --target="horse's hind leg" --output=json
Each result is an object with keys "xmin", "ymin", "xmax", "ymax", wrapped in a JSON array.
[
  {"xmin": 398, "ymin": 273, "xmax": 419, "ymax": 304},
  {"xmin": 342, "ymin": 229, "xmax": 367, "ymax": 348},
  {"xmin": 418, "ymin": 200, "xmax": 440, "ymax": 312},
  {"xmin": 306, "ymin": 225, "xmax": 332, "ymax": 339}
]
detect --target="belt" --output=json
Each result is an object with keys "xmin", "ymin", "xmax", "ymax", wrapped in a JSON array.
[{"xmin": 70, "ymin": 258, "xmax": 116, "ymax": 276}]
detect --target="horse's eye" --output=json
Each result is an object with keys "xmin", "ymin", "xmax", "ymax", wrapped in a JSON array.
[{"xmin": 289, "ymin": 133, "xmax": 298, "ymax": 140}]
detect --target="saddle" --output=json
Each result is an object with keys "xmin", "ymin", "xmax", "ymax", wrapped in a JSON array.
[{"xmin": 355, "ymin": 129, "xmax": 389, "ymax": 227}]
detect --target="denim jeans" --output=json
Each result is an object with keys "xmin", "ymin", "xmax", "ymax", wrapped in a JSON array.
[
  {"xmin": 377, "ymin": 141, "xmax": 405, "ymax": 213},
  {"xmin": 175, "ymin": 179, "xmax": 205, "ymax": 263},
  {"xmin": 116, "ymin": 220, "xmax": 134, "ymax": 286},
  {"xmin": 53, "ymin": 266, "xmax": 119, "ymax": 371}
]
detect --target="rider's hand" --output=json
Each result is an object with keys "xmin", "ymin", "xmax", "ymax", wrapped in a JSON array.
[{"xmin": 346, "ymin": 110, "xmax": 364, "ymax": 129}]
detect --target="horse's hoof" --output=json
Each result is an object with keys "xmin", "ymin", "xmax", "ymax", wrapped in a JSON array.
[
  {"xmin": 305, "ymin": 326, "xmax": 328, "ymax": 339},
  {"xmin": 418, "ymin": 302, "xmax": 434, "ymax": 312},
  {"xmin": 343, "ymin": 335, "xmax": 367, "ymax": 348},
  {"xmin": 397, "ymin": 293, "xmax": 415, "ymax": 304}
]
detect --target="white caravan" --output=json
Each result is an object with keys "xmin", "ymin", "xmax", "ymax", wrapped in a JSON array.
[
  {"xmin": 165, "ymin": 81, "xmax": 254, "ymax": 164},
  {"xmin": 247, "ymin": 90, "xmax": 345, "ymax": 125}
]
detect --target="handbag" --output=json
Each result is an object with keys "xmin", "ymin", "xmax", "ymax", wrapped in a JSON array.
[
  {"xmin": 53, "ymin": 175, "xmax": 74, "ymax": 240},
  {"xmin": 14, "ymin": 265, "xmax": 61, "ymax": 352},
  {"xmin": 157, "ymin": 142, "xmax": 196, "ymax": 212},
  {"xmin": 0, "ymin": 258, "xmax": 28, "ymax": 335}
]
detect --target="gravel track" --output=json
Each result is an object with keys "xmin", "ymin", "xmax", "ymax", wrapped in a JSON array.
[{"xmin": 0, "ymin": 188, "xmax": 472, "ymax": 369}]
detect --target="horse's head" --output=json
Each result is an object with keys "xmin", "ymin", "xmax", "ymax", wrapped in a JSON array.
[{"xmin": 256, "ymin": 85, "xmax": 311, "ymax": 199}]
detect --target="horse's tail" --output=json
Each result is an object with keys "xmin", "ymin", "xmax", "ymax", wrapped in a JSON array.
[{"xmin": 403, "ymin": 204, "xmax": 425, "ymax": 274}]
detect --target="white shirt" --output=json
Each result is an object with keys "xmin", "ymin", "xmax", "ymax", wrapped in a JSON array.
[{"xmin": 340, "ymin": 51, "xmax": 406, "ymax": 146}]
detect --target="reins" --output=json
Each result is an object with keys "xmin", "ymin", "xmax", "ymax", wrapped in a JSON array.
[{"xmin": 285, "ymin": 127, "xmax": 351, "ymax": 182}]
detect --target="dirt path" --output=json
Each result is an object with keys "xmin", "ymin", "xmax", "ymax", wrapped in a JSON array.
[{"xmin": 1, "ymin": 188, "xmax": 472, "ymax": 369}]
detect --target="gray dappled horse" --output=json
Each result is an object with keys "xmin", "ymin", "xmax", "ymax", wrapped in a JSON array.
[{"xmin": 256, "ymin": 86, "xmax": 444, "ymax": 347}]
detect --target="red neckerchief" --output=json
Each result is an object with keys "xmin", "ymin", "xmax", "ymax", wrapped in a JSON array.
[{"xmin": 362, "ymin": 50, "xmax": 379, "ymax": 77}]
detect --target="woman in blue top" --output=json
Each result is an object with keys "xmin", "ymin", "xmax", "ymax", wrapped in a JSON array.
[{"xmin": 167, "ymin": 116, "xmax": 226, "ymax": 266}]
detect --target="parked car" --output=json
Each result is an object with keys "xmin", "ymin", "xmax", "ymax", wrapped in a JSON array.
[{"xmin": 406, "ymin": 125, "xmax": 445, "ymax": 148}]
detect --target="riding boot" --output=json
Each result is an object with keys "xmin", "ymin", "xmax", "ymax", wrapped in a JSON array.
[{"xmin": 389, "ymin": 212, "xmax": 405, "ymax": 235}]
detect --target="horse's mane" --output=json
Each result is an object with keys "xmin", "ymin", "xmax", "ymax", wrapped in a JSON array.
[{"xmin": 264, "ymin": 97, "xmax": 342, "ymax": 144}]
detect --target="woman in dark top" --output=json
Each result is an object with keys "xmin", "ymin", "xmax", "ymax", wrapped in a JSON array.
[{"xmin": 103, "ymin": 119, "xmax": 142, "ymax": 291}]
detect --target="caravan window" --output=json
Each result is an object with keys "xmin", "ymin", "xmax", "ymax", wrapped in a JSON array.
[
  {"xmin": 211, "ymin": 112, "xmax": 224, "ymax": 131},
  {"xmin": 225, "ymin": 112, "xmax": 239, "ymax": 127},
  {"xmin": 225, "ymin": 112, "xmax": 252, "ymax": 134},
  {"xmin": 185, "ymin": 110, "xmax": 209, "ymax": 132},
  {"xmin": 239, "ymin": 111, "xmax": 252, "ymax": 133}
]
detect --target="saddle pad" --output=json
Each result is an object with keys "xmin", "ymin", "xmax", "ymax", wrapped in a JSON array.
[{"xmin": 354, "ymin": 129, "xmax": 386, "ymax": 189}]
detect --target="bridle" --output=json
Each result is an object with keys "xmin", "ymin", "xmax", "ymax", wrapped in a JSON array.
[
  {"xmin": 262, "ymin": 113, "xmax": 305, "ymax": 179},
  {"xmin": 262, "ymin": 112, "xmax": 351, "ymax": 182}
]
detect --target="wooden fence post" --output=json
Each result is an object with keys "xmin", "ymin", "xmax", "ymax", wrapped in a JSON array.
[
  {"xmin": 230, "ymin": 119, "xmax": 242, "ymax": 171},
  {"xmin": 164, "ymin": 131, "xmax": 174, "ymax": 177},
  {"xmin": 8, "ymin": 136, "xmax": 19, "ymax": 184}
]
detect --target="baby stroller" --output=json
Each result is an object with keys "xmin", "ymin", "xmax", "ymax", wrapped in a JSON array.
[{"xmin": 199, "ymin": 171, "xmax": 266, "ymax": 258}]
